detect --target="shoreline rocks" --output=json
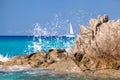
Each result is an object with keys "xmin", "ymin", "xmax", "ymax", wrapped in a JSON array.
[{"xmin": 1, "ymin": 15, "xmax": 120, "ymax": 79}]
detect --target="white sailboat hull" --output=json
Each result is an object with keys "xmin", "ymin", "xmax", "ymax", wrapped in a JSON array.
[{"xmin": 66, "ymin": 34, "xmax": 75, "ymax": 37}]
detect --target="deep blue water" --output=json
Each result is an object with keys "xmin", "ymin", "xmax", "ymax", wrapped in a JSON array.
[{"xmin": 0, "ymin": 36, "xmax": 75, "ymax": 57}]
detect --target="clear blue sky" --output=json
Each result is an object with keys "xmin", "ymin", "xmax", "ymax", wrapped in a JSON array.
[{"xmin": 0, "ymin": 0, "xmax": 120, "ymax": 35}]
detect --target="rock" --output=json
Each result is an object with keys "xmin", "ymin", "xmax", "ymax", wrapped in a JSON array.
[
  {"xmin": 3, "ymin": 49, "xmax": 67, "ymax": 68},
  {"xmin": 47, "ymin": 57, "xmax": 81, "ymax": 73},
  {"xmin": 103, "ymin": 14, "xmax": 108, "ymax": 22},
  {"xmin": 74, "ymin": 52, "xmax": 83, "ymax": 62},
  {"xmin": 25, "ymin": 51, "xmax": 46, "ymax": 67},
  {"xmin": 94, "ymin": 69, "xmax": 120, "ymax": 78},
  {"xmin": 73, "ymin": 14, "xmax": 120, "ymax": 71},
  {"xmin": 3, "ymin": 61, "xmax": 14, "ymax": 66},
  {"xmin": 89, "ymin": 15, "xmax": 109, "ymax": 35},
  {"xmin": 98, "ymin": 14, "xmax": 108, "ymax": 23},
  {"xmin": 3, "ymin": 51, "xmax": 46, "ymax": 67},
  {"xmin": 89, "ymin": 19, "xmax": 98, "ymax": 28},
  {"xmin": 73, "ymin": 27, "xmax": 93, "ymax": 57},
  {"xmin": 0, "ymin": 61, "xmax": 3, "ymax": 65},
  {"xmin": 80, "ymin": 25, "xmax": 90, "ymax": 35},
  {"xmin": 46, "ymin": 49, "xmax": 66, "ymax": 64}
]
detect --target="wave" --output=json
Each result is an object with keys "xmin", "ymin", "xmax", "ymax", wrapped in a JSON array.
[
  {"xmin": 0, "ymin": 54, "xmax": 9, "ymax": 62},
  {"xmin": 25, "ymin": 24, "xmax": 75, "ymax": 54}
]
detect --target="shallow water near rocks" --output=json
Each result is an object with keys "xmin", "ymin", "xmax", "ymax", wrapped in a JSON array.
[{"xmin": 0, "ymin": 68, "xmax": 118, "ymax": 80}]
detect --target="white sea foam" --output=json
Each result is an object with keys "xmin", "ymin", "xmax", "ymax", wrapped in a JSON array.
[
  {"xmin": 32, "ymin": 42, "xmax": 41, "ymax": 52},
  {"xmin": 0, "ymin": 54, "xmax": 9, "ymax": 62}
]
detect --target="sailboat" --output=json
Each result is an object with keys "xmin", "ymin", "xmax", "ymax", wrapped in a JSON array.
[{"xmin": 66, "ymin": 23, "xmax": 75, "ymax": 37}]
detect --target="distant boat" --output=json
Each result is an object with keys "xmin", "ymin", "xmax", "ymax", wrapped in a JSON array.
[{"xmin": 66, "ymin": 23, "xmax": 75, "ymax": 37}]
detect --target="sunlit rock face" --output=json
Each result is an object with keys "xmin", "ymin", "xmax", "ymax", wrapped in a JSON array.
[{"xmin": 73, "ymin": 14, "xmax": 120, "ymax": 71}]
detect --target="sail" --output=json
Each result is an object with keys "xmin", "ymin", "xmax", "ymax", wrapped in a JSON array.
[
  {"xmin": 66, "ymin": 23, "xmax": 75, "ymax": 37},
  {"xmin": 70, "ymin": 23, "xmax": 74, "ymax": 34}
]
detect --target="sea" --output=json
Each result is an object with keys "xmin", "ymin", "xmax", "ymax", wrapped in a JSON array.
[{"xmin": 0, "ymin": 35, "xmax": 84, "ymax": 80}]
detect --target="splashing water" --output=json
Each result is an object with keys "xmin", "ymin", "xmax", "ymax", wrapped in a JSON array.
[
  {"xmin": 26, "ymin": 23, "xmax": 75, "ymax": 53},
  {"xmin": 0, "ymin": 54, "xmax": 9, "ymax": 62},
  {"xmin": 27, "ymin": 23, "xmax": 42, "ymax": 53}
]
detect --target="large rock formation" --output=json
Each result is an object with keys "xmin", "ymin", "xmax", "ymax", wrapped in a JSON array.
[{"xmin": 73, "ymin": 14, "xmax": 120, "ymax": 71}]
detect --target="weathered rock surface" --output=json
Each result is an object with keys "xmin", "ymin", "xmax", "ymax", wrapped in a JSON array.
[
  {"xmin": 3, "ymin": 51, "xmax": 46, "ymax": 67},
  {"xmin": 47, "ymin": 57, "xmax": 81, "ymax": 73},
  {"xmin": 73, "ymin": 14, "xmax": 120, "ymax": 71},
  {"xmin": 2, "ymin": 49, "xmax": 69, "ymax": 68},
  {"xmin": 46, "ymin": 49, "xmax": 66, "ymax": 63}
]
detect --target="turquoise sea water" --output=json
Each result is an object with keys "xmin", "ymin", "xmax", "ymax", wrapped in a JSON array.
[{"xmin": 0, "ymin": 36, "xmax": 74, "ymax": 57}]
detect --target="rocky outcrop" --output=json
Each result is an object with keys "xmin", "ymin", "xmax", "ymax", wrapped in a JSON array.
[
  {"xmin": 1, "ymin": 49, "xmax": 81, "ymax": 73},
  {"xmin": 3, "ymin": 51, "xmax": 46, "ymax": 67},
  {"xmin": 73, "ymin": 14, "xmax": 120, "ymax": 71},
  {"xmin": 2, "ymin": 49, "xmax": 66, "ymax": 66}
]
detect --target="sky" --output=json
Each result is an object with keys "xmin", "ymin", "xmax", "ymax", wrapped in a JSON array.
[{"xmin": 0, "ymin": 0, "xmax": 120, "ymax": 35}]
